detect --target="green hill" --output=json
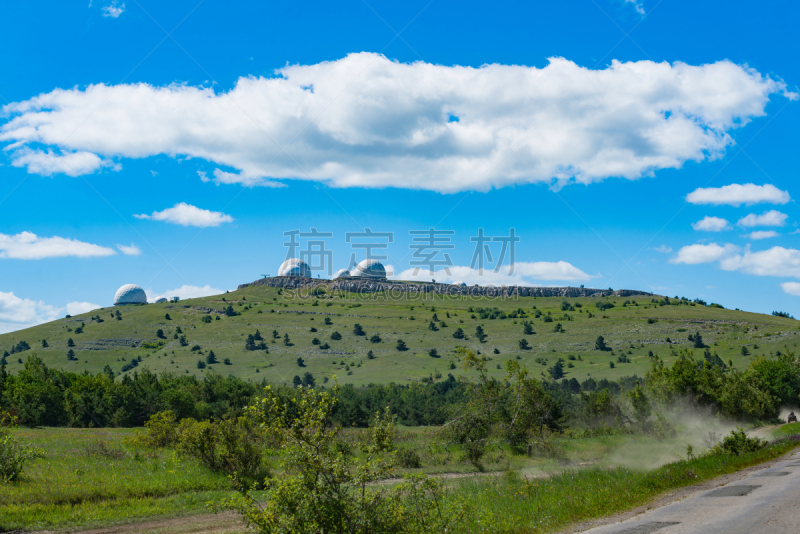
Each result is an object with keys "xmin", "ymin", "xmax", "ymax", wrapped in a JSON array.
[{"xmin": 2, "ymin": 282, "xmax": 798, "ymax": 387}]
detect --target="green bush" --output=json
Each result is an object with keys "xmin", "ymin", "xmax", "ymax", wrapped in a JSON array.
[
  {"xmin": 712, "ymin": 428, "xmax": 767, "ymax": 456},
  {"xmin": 0, "ymin": 411, "xmax": 43, "ymax": 482}
]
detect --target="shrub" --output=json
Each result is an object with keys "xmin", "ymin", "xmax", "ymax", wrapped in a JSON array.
[
  {"xmin": 397, "ymin": 448, "xmax": 422, "ymax": 468},
  {"xmin": 712, "ymin": 428, "xmax": 767, "ymax": 456},
  {"xmin": 518, "ymin": 339, "xmax": 531, "ymax": 350},
  {"xmin": 353, "ymin": 324, "xmax": 365, "ymax": 336},
  {"xmin": 370, "ymin": 334, "xmax": 382, "ymax": 343},
  {"xmin": 0, "ymin": 411, "xmax": 43, "ymax": 482},
  {"xmin": 201, "ymin": 315, "xmax": 213, "ymax": 323},
  {"xmin": 367, "ymin": 350, "xmax": 375, "ymax": 359},
  {"xmin": 233, "ymin": 385, "xmax": 460, "ymax": 532},
  {"xmin": 396, "ymin": 339, "xmax": 408, "ymax": 351},
  {"xmin": 176, "ymin": 417, "xmax": 270, "ymax": 490},
  {"xmin": 428, "ymin": 348, "xmax": 439, "ymax": 358},
  {"xmin": 330, "ymin": 331, "xmax": 342, "ymax": 340},
  {"xmin": 452, "ymin": 327, "xmax": 465, "ymax": 339}
]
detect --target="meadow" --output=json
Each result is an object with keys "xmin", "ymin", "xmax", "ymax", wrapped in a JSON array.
[
  {"xmin": 1, "ymin": 281, "xmax": 798, "ymax": 389},
  {"xmin": 2, "ymin": 422, "xmax": 799, "ymax": 532}
]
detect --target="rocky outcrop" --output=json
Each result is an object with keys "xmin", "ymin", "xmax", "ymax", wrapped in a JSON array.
[{"xmin": 238, "ymin": 276, "xmax": 652, "ymax": 299}]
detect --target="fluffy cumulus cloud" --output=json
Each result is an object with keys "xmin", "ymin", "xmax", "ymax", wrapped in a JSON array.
[
  {"xmin": 9, "ymin": 148, "xmax": 117, "ymax": 176},
  {"xmin": 782, "ymin": 282, "xmax": 800, "ymax": 297},
  {"xmin": 672, "ymin": 243, "xmax": 800, "ymax": 279},
  {"xmin": 66, "ymin": 301, "xmax": 101, "ymax": 315},
  {"xmin": 116, "ymin": 243, "xmax": 141, "ymax": 255},
  {"xmin": 394, "ymin": 261, "xmax": 594, "ymax": 286},
  {"xmin": 745, "ymin": 230, "xmax": 778, "ymax": 240},
  {"xmin": 670, "ymin": 243, "xmax": 739, "ymax": 265},
  {"xmin": 737, "ymin": 210, "xmax": 788, "ymax": 228},
  {"xmin": 692, "ymin": 216, "xmax": 731, "ymax": 232},
  {"xmin": 686, "ymin": 183, "xmax": 790, "ymax": 206},
  {"xmin": 1, "ymin": 54, "xmax": 794, "ymax": 193},
  {"xmin": 0, "ymin": 232, "xmax": 116, "ymax": 259},
  {"xmin": 148, "ymin": 284, "xmax": 224, "ymax": 302},
  {"xmin": 0, "ymin": 291, "xmax": 62, "ymax": 333},
  {"xmin": 134, "ymin": 203, "xmax": 234, "ymax": 227}
]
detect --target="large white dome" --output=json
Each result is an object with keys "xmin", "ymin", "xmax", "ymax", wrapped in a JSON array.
[
  {"xmin": 114, "ymin": 284, "xmax": 147, "ymax": 305},
  {"xmin": 351, "ymin": 259, "xmax": 386, "ymax": 278},
  {"xmin": 278, "ymin": 258, "xmax": 311, "ymax": 277},
  {"xmin": 333, "ymin": 268, "xmax": 351, "ymax": 279},
  {"xmin": 451, "ymin": 281, "xmax": 467, "ymax": 287}
]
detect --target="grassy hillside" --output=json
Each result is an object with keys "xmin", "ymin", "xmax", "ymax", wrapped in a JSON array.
[{"xmin": 1, "ymin": 283, "xmax": 798, "ymax": 386}]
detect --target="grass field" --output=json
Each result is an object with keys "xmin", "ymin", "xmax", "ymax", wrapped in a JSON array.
[
  {"xmin": 2, "ymin": 424, "xmax": 799, "ymax": 532},
  {"xmin": 1, "ymin": 282, "xmax": 798, "ymax": 387}
]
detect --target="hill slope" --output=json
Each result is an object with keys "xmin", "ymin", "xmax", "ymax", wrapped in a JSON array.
[{"xmin": 2, "ymin": 282, "xmax": 798, "ymax": 387}]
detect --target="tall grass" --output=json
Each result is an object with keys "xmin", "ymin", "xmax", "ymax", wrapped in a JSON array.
[
  {"xmin": 0, "ymin": 427, "xmax": 232, "ymax": 531},
  {"xmin": 450, "ymin": 436, "xmax": 800, "ymax": 533}
]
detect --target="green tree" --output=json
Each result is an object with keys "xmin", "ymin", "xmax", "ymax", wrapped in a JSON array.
[
  {"xmin": 302, "ymin": 372, "xmax": 316, "ymax": 388},
  {"xmin": 41, "ymin": 339, "xmax": 48, "ymax": 348},
  {"xmin": 452, "ymin": 327, "xmax": 465, "ymax": 339},
  {"xmin": 595, "ymin": 336, "xmax": 609, "ymax": 351},
  {"xmin": 330, "ymin": 331, "xmax": 342, "ymax": 340},
  {"xmin": 67, "ymin": 338, "xmax": 75, "ymax": 347},
  {"xmin": 284, "ymin": 333, "xmax": 291, "ymax": 346},
  {"xmin": 518, "ymin": 339, "xmax": 531, "ymax": 350},
  {"xmin": 428, "ymin": 321, "xmax": 439, "ymax": 331},
  {"xmin": 234, "ymin": 385, "xmax": 461, "ymax": 533},
  {"xmin": 548, "ymin": 359, "xmax": 565, "ymax": 380},
  {"xmin": 475, "ymin": 325, "xmax": 487, "ymax": 342},
  {"xmin": 353, "ymin": 324, "xmax": 365, "ymax": 336},
  {"xmin": 370, "ymin": 334, "xmax": 382, "ymax": 343},
  {"xmin": 523, "ymin": 322, "xmax": 534, "ymax": 335},
  {"xmin": 206, "ymin": 351, "xmax": 218, "ymax": 365},
  {"xmin": 396, "ymin": 339, "xmax": 408, "ymax": 351},
  {"xmin": 428, "ymin": 348, "xmax": 439, "ymax": 358}
]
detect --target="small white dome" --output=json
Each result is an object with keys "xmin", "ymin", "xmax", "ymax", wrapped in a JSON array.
[
  {"xmin": 114, "ymin": 284, "xmax": 147, "ymax": 305},
  {"xmin": 351, "ymin": 259, "xmax": 386, "ymax": 278},
  {"xmin": 333, "ymin": 268, "xmax": 351, "ymax": 279},
  {"xmin": 451, "ymin": 281, "xmax": 467, "ymax": 287},
  {"xmin": 155, "ymin": 297, "xmax": 167, "ymax": 303},
  {"xmin": 278, "ymin": 258, "xmax": 311, "ymax": 277}
]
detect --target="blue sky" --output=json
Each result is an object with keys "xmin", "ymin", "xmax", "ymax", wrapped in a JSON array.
[{"xmin": 1, "ymin": 0, "xmax": 799, "ymax": 332}]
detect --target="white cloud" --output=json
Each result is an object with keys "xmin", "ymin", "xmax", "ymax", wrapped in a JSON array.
[
  {"xmin": 134, "ymin": 202, "xmax": 234, "ymax": 227},
  {"xmin": 101, "ymin": 1, "xmax": 124, "ymax": 17},
  {"xmin": 66, "ymin": 301, "xmax": 101, "ymax": 315},
  {"xmin": 719, "ymin": 246, "xmax": 800, "ymax": 277},
  {"xmin": 1, "ymin": 54, "xmax": 793, "ymax": 193},
  {"xmin": 670, "ymin": 243, "xmax": 739, "ymax": 265},
  {"xmin": 652, "ymin": 245, "xmax": 673, "ymax": 253},
  {"xmin": 686, "ymin": 183, "xmax": 790, "ymax": 206},
  {"xmin": 624, "ymin": 0, "xmax": 645, "ymax": 15},
  {"xmin": 148, "ymin": 284, "xmax": 223, "ymax": 302},
  {"xmin": 0, "ymin": 291, "xmax": 62, "ymax": 333},
  {"xmin": 745, "ymin": 230, "xmax": 778, "ymax": 240},
  {"xmin": 781, "ymin": 282, "xmax": 800, "ymax": 297},
  {"xmin": 0, "ymin": 232, "xmax": 116, "ymax": 260},
  {"xmin": 673, "ymin": 243, "xmax": 800, "ymax": 279},
  {"xmin": 8, "ymin": 147, "xmax": 116, "ymax": 176},
  {"xmin": 737, "ymin": 210, "xmax": 788, "ymax": 227},
  {"xmin": 692, "ymin": 216, "xmax": 731, "ymax": 232},
  {"xmin": 394, "ymin": 261, "xmax": 594, "ymax": 286},
  {"xmin": 197, "ymin": 170, "xmax": 210, "ymax": 183},
  {"xmin": 116, "ymin": 243, "xmax": 141, "ymax": 255},
  {"xmin": 211, "ymin": 169, "xmax": 285, "ymax": 188}
]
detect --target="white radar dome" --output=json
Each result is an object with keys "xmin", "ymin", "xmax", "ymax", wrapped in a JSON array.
[
  {"xmin": 114, "ymin": 284, "xmax": 147, "ymax": 305},
  {"xmin": 278, "ymin": 258, "xmax": 311, "ymax": 277},
  {"xmin": 351, "ymin": 259, "xmax": 386, "ymax": 278}
]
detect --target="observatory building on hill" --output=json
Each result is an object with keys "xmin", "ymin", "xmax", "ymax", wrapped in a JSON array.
[
  {"xmin": 452, "ymin": 281, "xmax": 467, "ymax": 287},
  {"xmin": 114, "ymin": 284, "xmax": 147, "ymax": 306},
  {"xmin": 351, "ymin": 259, "xmax": 386, "ymax": 279},
  {"xmin": 333, "ymin": 268, "xmax": 350, "ymax": 279},
  {"xmin": 278, "ymin": 258, "xmax": 312, "ymax": 277},
  {"xmin": 155, "ymin": 297, "xmax": 167, "ymax": 303}
]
